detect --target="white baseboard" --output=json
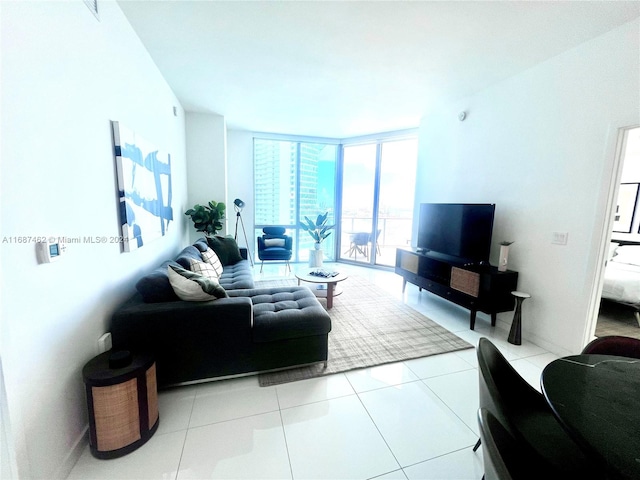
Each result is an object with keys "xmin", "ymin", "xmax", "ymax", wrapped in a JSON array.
[{"xmin": 53, "ymin": 425, "xmax": 88, "ymax": 480}]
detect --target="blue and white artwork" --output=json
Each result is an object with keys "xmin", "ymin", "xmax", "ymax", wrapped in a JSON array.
[{"xmin": 112, "ymin": 121, "xmax": 173, "ymax": 252}]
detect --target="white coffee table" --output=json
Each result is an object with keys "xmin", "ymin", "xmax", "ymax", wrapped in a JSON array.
[{"xmin": 295, "ymin": 270, "xmax": 348, "ymax": 309}]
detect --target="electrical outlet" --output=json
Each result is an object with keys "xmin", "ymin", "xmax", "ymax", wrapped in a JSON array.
[
  {"xmin": 552, "ymin": 232, "xmax": 569, "ymax": 245},
  {"xmin": 98, "ymin": 332, "xmax": 112, "ymax": 353}
]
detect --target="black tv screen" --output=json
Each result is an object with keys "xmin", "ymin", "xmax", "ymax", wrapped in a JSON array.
[{"xmin": 417, "ymin": 203, "xmax": 495, "ymax": 263}]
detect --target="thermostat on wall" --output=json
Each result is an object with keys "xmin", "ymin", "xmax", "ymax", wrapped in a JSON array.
[{"xmin": 36, "ymin": 239, "xmax": 65, "ymax": 264}]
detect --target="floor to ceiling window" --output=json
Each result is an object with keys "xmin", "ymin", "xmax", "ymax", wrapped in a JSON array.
[
  {"xmin": 253, "ymin": 138, "xmax": 338, "ymax": 263},
  {"xmin": 253, "ymin": 131, "xmax": 417, "ymax": 268},
  {"xmin": 339, "ymin": 136, "xmax": 418, "ymax": 267}
]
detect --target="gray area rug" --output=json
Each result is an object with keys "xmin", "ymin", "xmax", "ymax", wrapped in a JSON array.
[{"xmin": 256, "ymin": 275, "xmax": 473, "ymax": 386}]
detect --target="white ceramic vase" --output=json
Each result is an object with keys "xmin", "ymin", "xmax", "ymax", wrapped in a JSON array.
[
  {"xmin": 309, "ymin": 248, "xmax": 323, "ymax": 268},
  {"xmin": 498, "ymin": 245, "xmax": 510, "ymax": 272}
]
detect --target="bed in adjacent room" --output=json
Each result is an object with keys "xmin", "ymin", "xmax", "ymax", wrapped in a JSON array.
[{"xmin": 602, "ymin": 244, "xmax": 640, "ymax": 326}]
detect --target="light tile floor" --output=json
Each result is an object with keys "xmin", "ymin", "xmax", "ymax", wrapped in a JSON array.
[{"xmin": 68, "ymin": 263, "xmax": 559, "ymax": 480}]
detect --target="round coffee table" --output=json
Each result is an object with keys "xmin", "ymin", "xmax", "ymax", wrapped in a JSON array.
[{"xmin": 295, "ymin": 270, "xmax": 348, "ymax": 309}]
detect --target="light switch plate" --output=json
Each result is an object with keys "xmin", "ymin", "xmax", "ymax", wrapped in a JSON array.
[
  {"xmin": 552, "ymin": 232, "xmax": 568, "ymax": 245},
  {"xmin": 98, "ymin": 332, "xmax": 112, "ymax": 354}
]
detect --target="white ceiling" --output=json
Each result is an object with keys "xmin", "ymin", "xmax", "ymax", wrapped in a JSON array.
[{"xmin": 117, "ymin": 1, "xmax": 640, "ymax": 138}]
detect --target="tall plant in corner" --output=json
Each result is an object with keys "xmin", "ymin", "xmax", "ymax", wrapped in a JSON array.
[
  {"xmin": 185, "ymin": 201, "xmax": 226, "ymax": 236},
  {"xmin": 300, "ymin": 211, "xmax": 333, "ymax": 250}
]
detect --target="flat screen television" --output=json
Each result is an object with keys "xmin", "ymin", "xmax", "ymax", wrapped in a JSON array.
[{"xmin": 417, "ymin": 203, "xmax": 495, "ymax": 264}]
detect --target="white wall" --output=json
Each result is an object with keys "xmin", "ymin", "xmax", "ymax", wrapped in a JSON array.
[
  {"xmin": 417, "ymin": 19, "xmax": 640, "ymax": 355},
  {"xmin": 227, "ymin": 130, "xmax": 256, "ymax": 255},
  {"xmin": 0, "ymin": 1, "xmax": 188, "ymax": 478},
  {"xmin": 185, "ymin": 113, "xmax": 228, "ymax": 241}
]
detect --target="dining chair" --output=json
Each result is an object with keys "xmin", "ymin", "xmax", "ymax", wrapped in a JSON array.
[
  {"xmin": 477, "ymin": 407, "xmax": 551, "ymax": 480},
  {"xmin": 475, "ymin": 337, "xmax": 604, "ymax": 479},
  {"xmin": 581, "ymin": 335, "xmax": 640, "ymax": 358}
]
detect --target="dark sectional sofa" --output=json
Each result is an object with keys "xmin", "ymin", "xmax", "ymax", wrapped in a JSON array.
[{"xmin": 110, "ymin": 238, "xmax": 331, "ymax": 388}]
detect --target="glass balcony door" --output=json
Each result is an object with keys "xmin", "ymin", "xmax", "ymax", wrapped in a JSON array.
[
  {"xmin": 376, "ymin": 139, "xmax": 418, "ymax": 266},
  {"xmin": 340, "ymin": 144, "xmax": 377, "ymax": 264},
  {"xmin": 339, "ymin": 137, "xmax": 417, "ymax": 267}
]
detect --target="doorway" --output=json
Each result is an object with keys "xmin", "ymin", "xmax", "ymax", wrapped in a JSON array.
[{"xmin": 588, "ymin": 126, "xmax": 640, "ymax": 342}]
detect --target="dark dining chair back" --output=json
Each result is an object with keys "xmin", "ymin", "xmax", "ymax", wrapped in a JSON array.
[
  {"xmin": 581, "ymin": 335, "xmax": 640, "ymax": 358},
  {"xmin": 476, "ymin": 337, "xmax": 604, "ymax": 479},
  {"xmin": 478, "ymin": 408, "xmax": 552, "ymax": 480}
]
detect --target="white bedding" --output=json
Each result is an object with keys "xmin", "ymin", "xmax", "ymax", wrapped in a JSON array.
[{"xmin": 602, "ymin": 258, "xmax": 640, "ymax": 308}]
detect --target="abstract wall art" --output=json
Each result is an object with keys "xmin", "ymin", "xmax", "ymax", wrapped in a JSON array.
[{"xmin": 112, "ymin": 121, "xmax": 173, "ymax": 252}]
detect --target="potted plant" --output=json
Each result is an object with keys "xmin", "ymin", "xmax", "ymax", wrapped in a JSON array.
[
  {"xmin": 300, "ymin": 212, "xmax": 333, "ymax": 250},
  {"xmin": 185, "ymin": 201, "xmax": 226, "ymax": 236}
]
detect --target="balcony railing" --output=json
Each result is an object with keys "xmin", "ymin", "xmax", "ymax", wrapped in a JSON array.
[
  {"xmin": 340, "ymin": 216, "xmax": 413, "ymax": 266},
  {"xmin": 254, "ymin": 215, "xmax": 413, "ymax": 266}
]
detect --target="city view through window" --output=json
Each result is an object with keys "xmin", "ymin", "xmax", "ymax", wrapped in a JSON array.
[
  {"xmin": 253, "ymin": 134, "xmax": 417, "ymax": 267},
  {"xmin": 254, "ymin": 139, "xmax": 337, "ymax": 263}
]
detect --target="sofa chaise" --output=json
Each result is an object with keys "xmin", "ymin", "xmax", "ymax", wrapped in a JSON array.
[{"xmin": 110, "ymin": 237, "xmax": 331, "ymax": 388}]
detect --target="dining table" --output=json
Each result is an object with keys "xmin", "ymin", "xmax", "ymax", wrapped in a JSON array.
[{"xmin": 541, "ymin": 354, "xmax": 640, "ymax": 480}]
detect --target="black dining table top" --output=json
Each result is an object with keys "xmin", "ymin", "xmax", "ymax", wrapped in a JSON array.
[{"xmin": 541, "ymin": 354, "xmax": 640, "ymax": 480}]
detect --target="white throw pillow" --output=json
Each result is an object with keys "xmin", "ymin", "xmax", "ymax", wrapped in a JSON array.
[
  {"xmin": 264, "ymin": 238, "xmax": 285, "ymax": 247},
  {"xmin": 200, "ymin": 247, "xmax": 223, "ymax": 277},
  {"xmin": 167, "ymin": 265, "xmax": 227, "ymax": 301}
]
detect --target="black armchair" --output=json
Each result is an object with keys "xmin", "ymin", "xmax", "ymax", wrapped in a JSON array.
[{"xmin": 257, "ymin": 227, "xmax": 292, "ymax": 272}]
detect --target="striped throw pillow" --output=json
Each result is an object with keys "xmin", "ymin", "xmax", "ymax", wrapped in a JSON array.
[
  {"xmin": 200, "ymin": 247, "xmax": 223, "ymax": 278},
  {"xmin": 189, "ymin": 258, "xmax": 219, "ymax": 280}
]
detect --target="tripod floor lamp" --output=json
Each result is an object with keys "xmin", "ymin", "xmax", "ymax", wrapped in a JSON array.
[{"xmin": 233, "ymin": 198, "xmax": 254, "ymax": 266}]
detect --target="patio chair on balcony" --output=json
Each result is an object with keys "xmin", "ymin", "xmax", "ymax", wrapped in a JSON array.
[
  {"xmin": 345, "ymin": 229, "xmax": 381, "ymax": 260},
  {"xmin": 344, "ymin": 232, "xmax": 369, "ymax": 259}
]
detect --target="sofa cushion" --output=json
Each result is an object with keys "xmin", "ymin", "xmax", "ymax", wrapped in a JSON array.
[
  {"xmin": 192, "ymin": 239, "xmax": 208, "ymax": 252},
  {"xmin": 258, "ymin": 246, "xmax": 291, "ymax": 261},
  {"xmin": 168, "ymin": 265, "xmax": 228, "ymax": 301},
  {"xmin": 206, "ymin": 235, "xmax": 243, "ymax": 266},
  {"xmin": 175, "ymin": 245, "xmax": 204, "ymax": 269},
  {"xmin": 219, "ymin": 260, "xmax": 255, "ymax": 290},
  {"xmin": 135, "ymin": 260, "xmax": 181, "ymax": 303},
  {"xmin": 228, "ymin": 287, "xmax": 331, "ymax": 343},
  {"xmin": 264, "ymin": 238, "xmax": 285, "ymax": 247}
]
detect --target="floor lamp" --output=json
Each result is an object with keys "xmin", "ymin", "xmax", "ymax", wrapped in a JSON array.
[{"xmin": 233, "ymin": 198, "xmax": 254, "ymax": 266}]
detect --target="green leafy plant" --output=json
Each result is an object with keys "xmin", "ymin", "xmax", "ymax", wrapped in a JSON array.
[
  {"xmin": 185, "ymin": 201, "xmax": 226, "ymax": 236},
  {"xmin": 300, "ymin": 212, "xmax": 333, "ymax": 245}
]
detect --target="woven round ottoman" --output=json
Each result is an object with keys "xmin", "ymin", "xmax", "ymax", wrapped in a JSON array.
[{"xmin": 83, "ymin": 350, "xmax": 159, "ymax": 459}]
